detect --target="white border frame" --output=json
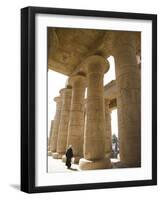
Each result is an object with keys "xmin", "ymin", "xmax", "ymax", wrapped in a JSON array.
[{"xmin": 35, "ymin": 14, "xmax": 152, "ymax": 187}]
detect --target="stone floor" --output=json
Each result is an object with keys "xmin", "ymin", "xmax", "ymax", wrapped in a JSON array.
[{"xmin": 48, "ymin": 156, "xmax": 121, "ymax": 173}]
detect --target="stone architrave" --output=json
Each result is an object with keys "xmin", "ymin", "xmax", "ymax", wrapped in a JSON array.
[
  {"xmin": 79, "ymin": 55, "xmax": 111, "ymax": 170},
  {"xmin": 113, "ymin": 32, "xmax": 141, "ymax": 167},
  {"xmin": 50, "ymin": 96, "xmax": 62, "ymax": 153},
  {"xmin": 104, "ymin": 99, "xmax": 112, "ymax": 157},
  {"xmin": 53, "ymin": 88, "xmax": 72, "ymax": 159},
  {"xmin": 66, "ymin": 75, "xmax": 86, "ymax": 163}
]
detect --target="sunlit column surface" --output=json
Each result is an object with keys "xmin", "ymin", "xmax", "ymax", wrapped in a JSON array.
[
  {"xmin": 113, "ymin": 32, "xmax": 141, "ymax": 167},
  {"xmin": 65, "ymin": 75, "xmax": 86, "ymax": 163},
  {"xmin": 79, "ymin": 55, "xmax": 111, "ymax": 170},
  {"xmin": 53, "ymin": 88, "xmax": 72, "ymax": 159},
  {"xmin": 49, "ymin": 96, "xmax": 62, "ymax": 154},
  {"xmin": 48, "ymin": 120, "xmax": 55, "ymax": 156}
]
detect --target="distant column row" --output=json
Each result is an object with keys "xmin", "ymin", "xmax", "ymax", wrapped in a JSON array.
[{"xmin": 48, "ymin": 55, "xmax": 112, "ymax": 170}]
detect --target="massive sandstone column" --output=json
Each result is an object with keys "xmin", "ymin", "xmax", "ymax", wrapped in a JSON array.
[
  {"xmin": 48, "ymin": 120, "xmax": 55, "ymax": 156},
  {"xmin": 50, "ymin": 96, "xmax": 62, "ymax": 153},
  {"xmin": 104, "ymin": 99, "xmax": 112, "ymax": 157},
  {"xmin": 53, "ymin": 88, "xmax": 72, "ymax": 159},
  {"xmin": 113, "ymin": 32, "xmax": 141, "ymax": 167},
  {"xmin": 66, "ymin": 75, "xmax": 86, "ymax": 163},
  {"xmin": 79, "ymin": 55, "xmax": 111, "ymax": 170}
]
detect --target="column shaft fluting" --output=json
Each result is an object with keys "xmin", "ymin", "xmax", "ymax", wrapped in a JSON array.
[
  {"xmin": 66, "ymin": 75, "xmax": 86, "ymax": 163},
  {"xmin": 114, "ymin": 32, "xmax": 141, "ymax": 167},
  {"xmin": 53, "ymin": 88, "xmax": 72, "ymax": 159},
  {"xmin": 79, "ymin": 55, "xmax": 111, "ymax": 170}
]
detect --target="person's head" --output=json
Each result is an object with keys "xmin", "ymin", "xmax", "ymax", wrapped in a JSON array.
[{"xmin": 69, "ymin": 144, "xmax": 72, "ymax": 148}]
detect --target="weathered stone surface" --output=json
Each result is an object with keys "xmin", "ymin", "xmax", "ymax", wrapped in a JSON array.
[
  {"xmin": 48, "ymin": 28, "xmax": 140, "ymax": 77},
  {"xmin": 50, "ymin": 96, "xmax": 62, "ymax": 153},
  {"xmin": 105, "ymin": 99, "xmax": 112, "ymax": 155},
  {"xmin": 48, "ymin": 28, "xmax": 106, "ymax": 75},
  {"xmin": 79, "ymin": 158, "xmax": 111, "ymax": 170},
  {"xmin": 48, "ymin": 120, "xmax": 54, "ymax": 151},
  {"xmin": 113, "ymin": 32, "xmax": 141, "ymax": 167},
  {"xmin": 79, "ymin": 55, "xmax": 111, "ymax": 170},
  {"xmin": 54, "ymin": 88, "xmax": 72, "ymax": 159},
  {"xmin": 48, "ymin": 29, "xmax": 141, "ymax": 170},
  {"xmin": 66, "ymin": 75, "xmax": 86, "ymax": 163}
]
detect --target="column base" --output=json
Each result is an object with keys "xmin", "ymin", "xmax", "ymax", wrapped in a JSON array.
[
  {"xmin": 48, "ymin": 151, "xmax": 52, "ymax": 156},
  {"xmin": 72, "ymin": 156, "xmax": 82, "ymax": 164},
  {"xmin": 122, "ymin": 161, "xmax": 141, "ymax": 168},
  {"xmin": 62, "ymin": 155, "xmax": 66, "ymax": 162},
  {"xmin": 52, "ymin": 152, "xmax": 63, "ymax": 159},
  {"xmin": 79, "ymin": 158, "xmax": 112, "ymax": 170}
]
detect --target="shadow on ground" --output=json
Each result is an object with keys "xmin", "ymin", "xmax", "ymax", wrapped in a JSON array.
[
  {"xmin": 10, "ymin": 184, "xmax": 20, "ymax": 191},
  {"xmin": 68, "ymin": 168, "xmax": 78, "ymax": 171}
]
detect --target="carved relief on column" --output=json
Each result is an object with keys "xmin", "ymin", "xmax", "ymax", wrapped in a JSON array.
[
  {"xmin": 53, "ymin": 88, "xmax": 72, "ymax": 159},
  {"xmin": 113, "ymin": 32, "xmax": 141, "ymax": 167},
  {"xmin": 104, "ymin": 98, "xmax": 112, "ymax": 157},
  {"xmin": 50, "ymin": 96, "xmax": 62, "ymax": 153},
  {"xmin": 79, "ymin": 55, "xmax": 111, "ymax": 170},
  {"xmin": 65, "ymin": 75, "xmax": 86, "ymax": 163}
]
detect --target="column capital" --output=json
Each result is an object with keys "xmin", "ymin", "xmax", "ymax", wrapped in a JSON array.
[
  {"xmin": 112, "ymin": 32, "xmax": 137, "ymax": 59},
  {"xmin": 83, "ymin": 55, "xmax": 109, "ymax": 74},
  {"xmin": 113, "ymin": 31, "xmax": 137, "ymax": 47},
  {"xmin": 59, "ymin": 87, "xmax": 72, "ymax": 96},
  {"xmin": 112, "ymin": 32, "xmax": 137, "ymax": 69},
  {"xmin": 68, "ymin": 74, "xmax": 86, "ymax": 88},
  {"xmin": 54, "ymin": 96, "xmax": 62, "ymax": 103}
]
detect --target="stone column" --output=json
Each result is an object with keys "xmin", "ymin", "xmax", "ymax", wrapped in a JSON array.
[
  {"xmin": 66, "ymin": 75, "xmax": 86, "ymax": 163},
  {"xmin": 53, "ymin": 88, "xmax": 72, "ymax": 159},
  {"xmin": 48, "ymin": 120, "xmax": 55, "ymax": 156},
  {"xmin": 113, "ymin": 32, "xmax": 141, "ymax": 167},
  {"xmin": 79, "ymin": 55, "xmax": 111, "ymax": 170},
  {"xmin": 104, "ymin": 99, "xmax": 112, "ymax": 157},
  {"xmin": 50, "ymin": 96, "xmax": 62, "ymax": 153}
]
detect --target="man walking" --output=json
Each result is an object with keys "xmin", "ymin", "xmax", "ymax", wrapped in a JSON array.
[{"xmin": 65, "ymin": 145, "xmax": 73, "ymax": 169}]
